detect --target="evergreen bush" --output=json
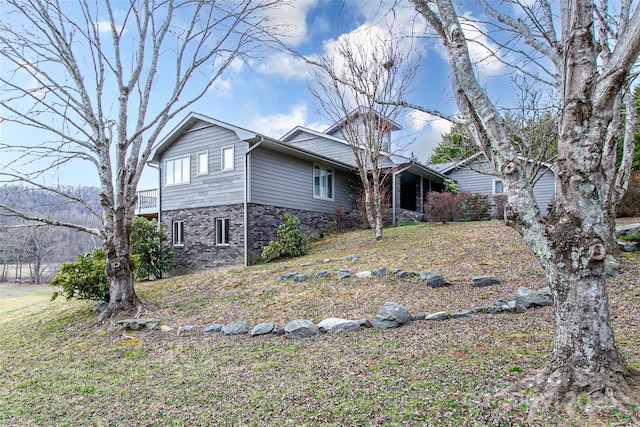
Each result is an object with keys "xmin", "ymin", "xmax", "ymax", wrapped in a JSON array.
[{"xmin": 261, "ymin": 214, "xmax": 308, "ymax": 262}]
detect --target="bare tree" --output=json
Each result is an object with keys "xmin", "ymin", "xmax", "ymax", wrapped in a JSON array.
[
  {"xmin": 0, "ymin": 0, "xmax": 280, "ymax": 317},
  {"xmin": 411, "ymin": 0, "xmax": 640, "ymax": 417},
  {"xmin": 309, "ymin": 25, "xmax": 418, "ymax": 240}
]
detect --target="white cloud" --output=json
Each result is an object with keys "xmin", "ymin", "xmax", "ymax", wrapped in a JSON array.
[
  {"xmin": 265, "ymin": 1, "xmax": 320, "ymax": 47},
  {"xmin": 251, "ymin": 104, "xmax": 327, "ymax": 138},
  {"xmin": 459, "ymin": 13, "xmax": 506, "ymax": 76},
  {"xmin": 254, "ymin": 52, "xmax": 312, "ymax": 80},
  {"xmin": 406, "ymin": 111, "xmax": 453, "ymax": 162}
]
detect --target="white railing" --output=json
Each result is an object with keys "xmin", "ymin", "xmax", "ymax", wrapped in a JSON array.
[{"xmin": 136, "ymin": 188, "xmax": 158, "ymax": 213}]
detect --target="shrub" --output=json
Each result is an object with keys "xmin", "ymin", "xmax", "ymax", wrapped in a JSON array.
[
  {"xmin": 443, "ymin": 178, "xmax": 460, "ymax": 195},
  {"xmin": 131, "ymin": 217, "xmax": 175, "ymax": 280},
  {"xmin": 424, "ymin": 192, "xmax": 465, "ymax": 224},
  {"xmin": 261, "ymin": 213, "xmax": 308, "ymax": 262},
  {"xmin": 50, "ymin": 249, "xmax": 109, "ymax": 302},
  {"xmin": 459, "ymin": 192, "xmax": 491, "ymax": 221}
]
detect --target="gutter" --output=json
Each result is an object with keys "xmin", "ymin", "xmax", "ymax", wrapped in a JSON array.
[{"xmin": 244, "ymin": 136, "xmax": 264, "ymax": 266}]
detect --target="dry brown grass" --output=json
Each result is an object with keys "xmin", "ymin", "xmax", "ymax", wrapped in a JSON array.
[{"xmin": 1, "ymin": 220, "xmax": 639, "ymax": 426}]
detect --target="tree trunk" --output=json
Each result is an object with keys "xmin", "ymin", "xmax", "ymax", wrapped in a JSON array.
[{"xmin": 102, "ymin": 203, "xmax": 140, "ymax": 317}]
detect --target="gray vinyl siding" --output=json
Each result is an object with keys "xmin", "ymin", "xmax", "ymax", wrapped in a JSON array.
[
  {"xmin": 160, "ymin": 120, "xmax": 246, "ymax": 211},
  {"xmin": 285, "ymin": 131, "xmax": 355, "ymax": 165},
  {"xmin": 249, "ymin": 147, "xmax": 354, "ymax": 214},
  {"xmin": 446, "ymin": 160, "xmax": 556, "ymax": 215}
]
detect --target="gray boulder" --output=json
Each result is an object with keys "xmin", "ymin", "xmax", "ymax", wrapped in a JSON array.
[
  {"xmin": 336, "ymin": 269, "xmax": 351, "ymax": 279},
  {"xmin": 221, "ymin": 320, "xmax": 250, "ymax": 336},
  {"xmin": 605, "ymin": 255, "xmax": 622, "ymax": 276},
  {"xmin": 375, "ymin": 267, "xmax": 388, "ymax": 277},
  {"xmin": 395, "ymin": 270, "xmax": 418, "ymax": 279},
  {"xmin": 411, "ymin": 312, "xmax": 426, "ymax": 321},
  {"xmin": 472, "ymin": 276, "xmax": 501, "ymax": 287},
  {"xmin": 509, "ymin": 287, "xmax": 553, "ymax": 309},
  {"xmin": 202, "ymin": 323, "xmax": 224, "ymax": 334},
  {"xmin": 450, "ymin": 311, "xmax": 473, "ymax": 319},
  {"xmin": 425, "ymin": 311, "xmax": 449, "ymax": 321},
  {"xmin": 251, "ymin": 322, "xmax": 275, "ymax": 337},
  {"xmin": 284, "ymin": 319, "xmax": 320, "ymax": 339},
  {"xmin": 316, "ymin": 270, "xmax": 329, "ymax": 279},
  {"xmin": 317, "ymin": 318, "xmax": 362, "ymax": 334},
  {"xmin": 294, "ymin": 274, "xmax": 307, "ymax": 282},
  {"xmin": 618, "ymin": 241, "xmax": 639, "ymax": 252},
  {"xmin": 356, "ymin": 270, "xmax": 372, "ymax": 278},
  {"xmin": 372, "ymin": 302, "xmax": 410, "ymax": 329},
  {"xmin": 280, "ymin": 271, "xmax": 297, "ymax": 280},
  {"xmin": 616, "ymin": 223, "xmax": 640, "ymax": 236},
  {"xmin": 420, "ymin": 270, "xmax": 451, "ymax": 288}
]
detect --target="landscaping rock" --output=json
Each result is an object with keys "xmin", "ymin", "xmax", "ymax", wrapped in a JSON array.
[
  {"xmin": 372, "ymin": 302, "xmax": 410, "ymax": 329},
  {"xmin": 273, "ymin": 328, "xmax": 285, "ymax": 336},
  {"xmin": 115, "ymin": 317, "xmax": 159, "ymax": 330},
  {"xmin": 618, "ymin": 240, "xmax": 639, "ymax": 252},
  {"xmin": 425, "ymin": 311, "xmax": 449, "ymax": 321},
  {"xmin": 251, "ymin": 322, "xmax": 275, "ymax": 337},
  {"xmin": 294, "ymin": 274, "xmax": 307, "ymax": 282},
  {"xmin": 605, "ymin": 255, "xmax": 623, "ymax": 276},
  {"xmin": 284, "ymin": 319, "xmax": 320, "ymax": 339},
  {"xmin": 317, "ymin": 318, "xmax": 361, "ymax": 334},
  {"xmin": 281, "ymin": 272, "xmax": 297, "ymax": 280},
  {"xmin": 510, "ymin": 287, "xmax": 553, "ymax": 309},
  {"xmin": 487, "ymin": 306, "xmax": 500, "ymax": 315},
  {"xmin": 182, "ymin": 325, "xmax": 195, "ymax": 333},
  {"xmin": 316, "ymin": 270, "xmax": 329, "ymax": 279},
  {"xmin": 411, "ymin": 312, "xmax": 426, "ymax": 321},
  {"xmin": 221, "ymin": 320, "xmax": 249, "ymax": 336},
  {"xmin": 160, "ymin": 325, "xmax": 173, "ymax": 333},
  {"xmin": 202, "ymin": 323, "xmax": 224, "ymax": 334},
  {"xmin": 420, "ymin": 270, "xmax": 452, "ymax": 288},
  {"xmin": 394, "ymin": 270, "xmax": 418, "ymax": 279},
  {"xmin": 356, "ymin": 318, "xmax": 372, "ymax": 328},
  {"xmin": 450, "ymin": 311, "xmax": 473, "ymax": 319},
  {"xmin": 336, "ymin": 269, "xmax": 351, "ymax": 279},
  {"xmin": 375, "ymin": 267, "xmax": 388, "ymax": 277},
  {"xmin": 300, "ymin": 262, "xmax": 312, "ymax": 267},
  {"xmin": 92, "ymin": 301, "xmax": 108, "ymax": 314},
  {"xmin": 356, "ymin": 270, "xmax": 372, "ymax": 278},
  {"xmin": 616, "ymin": 223, "xmax": 640, "ymax": 236},
  {"xmin": 472, "ymin": 276, "xmax": 501, "ymax": 287}
]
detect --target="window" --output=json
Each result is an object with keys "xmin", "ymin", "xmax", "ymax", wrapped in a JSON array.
[
  {"xmin": 221, "ymin": 146, "xmax": 234, "ymax": 171},
  {"xmin": 165, "ymin": 156, "xmax": 190, "ymax": 185},
  {"xmin": 493, "ymin": 179, "xmax": 505, "ymax": 194},
  {"xmin": 197, "ymin": 151, "xmax": 208, "ymax": 175},
  {"xmin": 172, "ymin": 221, "xmax": 184, "ymax": 246},
  {"xmin": 313, "ymin": 164, "xmax": 333, "ymax": 199},
  {"xmin": 216, "ymin": 218, "xmax": 230, "ymax": 245}
]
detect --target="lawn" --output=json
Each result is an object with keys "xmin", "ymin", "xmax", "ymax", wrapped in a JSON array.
[{"xmin": 1, "ymin": 220, "xmax": 639, "ymax": 426}]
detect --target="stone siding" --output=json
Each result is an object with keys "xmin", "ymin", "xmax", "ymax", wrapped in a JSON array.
[
  {"xmin": 162, "ymin": 204, "xmax": 245, "ymax": 271},
  {"xmin": 247, "ymin": 204, "xmax": 352, "ymax": 264}
]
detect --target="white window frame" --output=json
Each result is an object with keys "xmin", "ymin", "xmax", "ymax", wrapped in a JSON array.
[
  {"xmin": 313, "ymin": 164, "xmax": 334, "ymax": 200},
  {"xmin": 493, "ymin": 179, "xmax": 505, "ymax": 194},
  {"xmin": 197, "ymin": 151, "xmax": 209, "ymax": 176},
  {"xmin": 172, "ymin": 221, "xmax": 184, "ymax": 247},
  {"xmin": 165, "ymin": 155, "xmax": 190, "ymax": 186},
  {"xmin": 221, "ymin": 146, "xmax": 234, "ymax": 172},
  {"xmin": 215, "ymin": 217, "xmax": 230, "ymax": 246}
]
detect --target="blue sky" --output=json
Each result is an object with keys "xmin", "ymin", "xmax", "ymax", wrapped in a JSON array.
[{"xmin": 1, "ymin": 0, "xmax": 517, "ymax": 190}]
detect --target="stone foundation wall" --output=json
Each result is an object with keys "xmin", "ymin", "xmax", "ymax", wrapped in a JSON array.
[
  {"xmin": 246, "ymin": 204, "xmax": 353, "ymax": 264},
  {"xmin": 162, "ymin": 204, "xmax": 245, "ymax": 271}
]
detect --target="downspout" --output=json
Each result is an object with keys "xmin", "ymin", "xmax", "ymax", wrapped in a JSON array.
[
  {"xmin": 244, "ymin": 137, "xmax": 264, "ymax": 266},
  {"xmin": 392, "ymin": 165, "xmax": 413, "ymax": 227}
]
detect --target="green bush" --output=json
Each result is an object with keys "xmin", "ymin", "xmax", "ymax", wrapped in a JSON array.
[
  {"xmin": 261, "ymin": 213, "xmax": 308, "ymax": 262},
  {"xmin": 131, "ymin": 217, "xmax": 175, "ymax": 280},
  {"xmin": 51, "ymin": 249, "xmax": 109, "ymax": 302},
  {"xmin": 443, "ymin": 178, "xmax": 460, "ymax": 195}
]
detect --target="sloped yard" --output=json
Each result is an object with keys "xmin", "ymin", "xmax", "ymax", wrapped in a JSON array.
[{"xmin": 1, "ymin": 220, "xmax": 639, "ymax": 426}]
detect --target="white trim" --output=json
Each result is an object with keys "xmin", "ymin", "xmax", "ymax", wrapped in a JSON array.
[
  {"xmin": 221, "ymin": 145, "xmax": 235, "ymax": 171},
  {"xmin": 172, "ymin": 220, "xmax": 184, "ymax": 246},
  {"xmin": 215, "ymin": 217, "xmax": 230, "ymax": 246},
  {"xmin": 197, "ymin": 150, "xmax": 209, "ymax": 175},
  {"xmin": 492, "ymin": 178, "xmax": 505, "ymax": 195},
  {"xmin": 164, "ymin": 155, "xmax": 190, "ymax": 186},
  {"xmin": 312, "ymin": 164, "xmax": 334, "ymax": 201}
]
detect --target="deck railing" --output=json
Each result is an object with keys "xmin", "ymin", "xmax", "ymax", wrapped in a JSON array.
[{"xmin": 136, "ymin": 188, "xmax": 158, "ymax": 213}]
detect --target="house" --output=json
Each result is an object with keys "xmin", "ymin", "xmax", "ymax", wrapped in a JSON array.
[
  {"xmin": 431, "ymin": 152, "xmax": 556, "ymax": 215},
  {"xmin": 147, "ymin": 112, "xmax": 447, "ymax": 270}
]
